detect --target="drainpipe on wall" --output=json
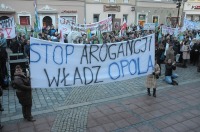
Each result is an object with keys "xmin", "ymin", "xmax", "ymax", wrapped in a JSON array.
[
  {"xmin": 84, "ymin": 0, "xmax": 86, "ymax": 24},
  {"xmin": 135, "ymin": 0, "xmax": 137, "ymax": 25}
]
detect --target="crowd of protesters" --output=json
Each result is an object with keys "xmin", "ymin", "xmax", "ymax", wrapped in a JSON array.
[
  {"xmin": 0, "ymin": 23, "xmax": 200, "ymax": 125},
  {"xmin": 0, "ymin": 24, "xmax": 200, "ymax": 88}
]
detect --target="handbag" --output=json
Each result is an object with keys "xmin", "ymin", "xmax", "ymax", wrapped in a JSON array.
[{"xmin": 156, "ymin": 75, "xmax": 159, "ymax": 79}]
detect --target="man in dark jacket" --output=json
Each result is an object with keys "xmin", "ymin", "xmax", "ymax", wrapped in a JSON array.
[
  {"xmin": 13, "ymin": 65, "xmax": 35, "ymax": 122},
  {"xmin": 164, "ymin": 59, "xmax": 178, "ymax": 85},
  {"xmin": 0, "ymin": 46, "xmax": 8, "ymax": 89},
  {"xmin": 10, "ymin": 38, "xmax": 20, "ymax": 53}
]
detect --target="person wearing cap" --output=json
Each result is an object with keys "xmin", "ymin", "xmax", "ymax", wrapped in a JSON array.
[{"xmin": 13, "ymin": 65, "xmax": 35, "ymax": 122}]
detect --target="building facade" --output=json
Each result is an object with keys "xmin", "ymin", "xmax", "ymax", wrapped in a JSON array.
[
  {"xmin": 85, "ymin": 0, "xmax": 136, "ymax": 30},
  {"xmin": 184, "ymin": 0, "xmax": 200, "ymax": 21},
  {"xmin": 0, "ymin": 0, "xmax": 85, "ymax": 30},
  {"xmin": 136, "ymin": 0, "xmax": 183, "ymax": 27},
  {"xmin": 1, "ymin": 0, "xmax": 195, "ymax": 31}
]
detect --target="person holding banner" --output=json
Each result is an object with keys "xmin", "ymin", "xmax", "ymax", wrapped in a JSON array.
[
  {"xmin": 146, "ymin": 59, "xmax": 160, "ymax": 97},
  {"xmin": 13, "ymin": 65, "xmax": 36, "ymax": 122}
]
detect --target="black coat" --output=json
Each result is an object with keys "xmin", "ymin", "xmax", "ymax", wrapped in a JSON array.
[
  {"xmin": 165, "ymin": 63, "xmax": 176, "ymax": 76},
  {"xmin": 13, "ymin": 73, "xmax": 32, "ymax": 106}
]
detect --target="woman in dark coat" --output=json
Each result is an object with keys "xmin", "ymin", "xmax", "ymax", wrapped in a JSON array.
[{"xmin": 13, "ymin": 65, "xmax": 35, "ymax": 122}]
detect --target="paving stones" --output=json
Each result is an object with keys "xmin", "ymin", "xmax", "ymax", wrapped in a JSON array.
[{"xmin": 2, "ymin": 64, "xmax": 200, "ymax": 132}]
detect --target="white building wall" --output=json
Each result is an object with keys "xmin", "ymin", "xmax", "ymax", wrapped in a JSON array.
[
  {"xmin": 184, "ymin": 1, "xmax": 200, "ymax": 20},
  {"xmin": 86, "ymin": 4, "xmax": 135, "ymax": 25}
]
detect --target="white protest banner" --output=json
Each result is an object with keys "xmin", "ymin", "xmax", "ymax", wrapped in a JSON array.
[
  {"xmin": 58, "ymin": 16, "xmax": 76, "ymax": 42},
  {"xmin": 30, "ymin": 34, "xmax": 155, "ymax": 88},
  {"xmin": 58, "ymin": 17, "xmax": 112, "ymax": 42},
  {"xmin": 183, "ymin": 19, "xmax": 200, "ymax": 30},
  {"xmin": 162, "ymin": 26, "xmax": 181, "ymax": 35},
  {"xmin": 0, "ymin": 17, "xmax": 16, "ymax": 39},
  {"xmin": 73, "ymin": 16, "xmax": 113, "ymax": 34},
  {"xmin": 143, "ymin": 23, "xmax": 155, "ymax": 30}
]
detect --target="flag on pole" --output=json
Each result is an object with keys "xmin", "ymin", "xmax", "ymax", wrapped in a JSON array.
[
  {"xmin": 87, "ymin": 29, "xmax": 91, "ymax": 40},
  {"xmin": 158, "ymin": 27, "xmax": 162, "ymax": 43},
  {"xmin": 98, "ymin": 30, "xmax": 103, "ymax": 44},
  {"xmin": 34, "ymin": 0, "xmax": 40, "ymax": 32},
  {"xmin": 25, "ymin": 26, "xmax": 28, "ymax": 39},
  {"xmin": 121, "ymin": 19, "xmax": 127, "ymax": 31}
]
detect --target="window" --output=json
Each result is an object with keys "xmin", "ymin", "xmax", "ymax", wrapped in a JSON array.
[
  {"xmin": 93, "ymin": 14, "xmax": 100, "ymax": 23},
  {"xmin": 19, "ymin": 16, "xmax": 30, "ymax": 25},
  {"xmin": 123, "ymin": 14, "xmax": 128, "ymax": 23},
  {"xmin": 108, "ymin": 14, "xmax": 115, "ymax": 19},
  {"xmin": 109, "ymin": 0, "xmax": 116, "ymax": 3},
  {"xmin": 94, "ymin": 0, "xmax": 101, "ymax": 2},
  {"xmin": 124, "ymin": 0, "xmax": 129, "ymax": 3}
]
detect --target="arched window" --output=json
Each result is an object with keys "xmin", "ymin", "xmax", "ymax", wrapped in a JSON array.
[
  {"xmin": 0, "ymin": 16, "xmax": 9, "ymax": 21},
  {"xmin": 43, "ymin": 16, "xmax": 52, "ymax": 27}
]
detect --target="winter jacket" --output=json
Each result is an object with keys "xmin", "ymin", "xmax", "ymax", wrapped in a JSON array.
[
  {"xmin": 165, "ymin": 63, "xmax": 176, "ymax": 76},
  {"xmin": 13, "ymin": 73, "xmax": 32, "ymax": 106}
]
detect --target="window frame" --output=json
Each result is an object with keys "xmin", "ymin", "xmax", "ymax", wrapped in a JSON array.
[
  {"xmin": 123, "ymin": 0, "xmax": 129, "ymax": 3},
  {"xmin": 109, "ymin": 0, "xmax": 116, "ymax": 3},
  {"xmin": 18, "ymin": 12, "xmax": 31, "ymax": 26},
  {"xmin": 93, "ymin": 14, "xmax": 100, "ymax": 23}
]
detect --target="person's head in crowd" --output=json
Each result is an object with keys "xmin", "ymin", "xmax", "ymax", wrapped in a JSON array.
[
  {"xmin": 15, "ymin": 65, "xmax": 23, "ymax": 75},
  {"xmin": 82, "ymin": 34, "xmax": 86, "ymax": 39},
  {"xmin": 51, "ymin": 25, "xmax": 55, "ymax": 29},
  {"xmin": 159, "ymin": 43, "xmax": 164, "ymax": 49},
  {"xmin": 26, "ymin": 40, "xmax": 30, "ymax": 45},
  {"xmin": 64, "ymin": 34, "xmax": 68, "ymax": 39},
  {"xmin": 167, "ymin": 59, "xmax": 172, "ymax": 64},
  {"xmin": 0, "ymin": 33, "xmax": 4, "ymax": 38}
]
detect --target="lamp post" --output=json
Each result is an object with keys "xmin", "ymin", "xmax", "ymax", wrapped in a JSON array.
[{"xmin": 176, "ymin": 0, "xmax": 182, "ymax": 26}]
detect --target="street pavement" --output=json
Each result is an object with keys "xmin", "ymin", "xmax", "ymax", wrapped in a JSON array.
[{"xmin": 1, "ymin": 64, "xmax": 200, "ymax": 132}]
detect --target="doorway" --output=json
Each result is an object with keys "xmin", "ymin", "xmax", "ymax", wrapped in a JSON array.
[{"xmin": 43, "ymin": 16, "xmax": 52, "ymax": 27}]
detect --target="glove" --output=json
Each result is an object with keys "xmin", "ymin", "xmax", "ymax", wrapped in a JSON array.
[{"xmin": 152, "ymin": 72, "xmax": 155, "ymax": 75}]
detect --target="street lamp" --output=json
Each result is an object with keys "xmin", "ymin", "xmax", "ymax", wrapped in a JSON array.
[
  {"xmin": 176, "ymin": 0, "xmax": 182, "ymax": 26},
  {"xmin": 173, "ymin": 0, "xmax": 188, "ymax": 27}
]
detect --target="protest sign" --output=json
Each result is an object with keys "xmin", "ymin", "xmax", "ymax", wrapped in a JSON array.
[
  {"xmin": 143, "ymin": 23, "xmax": 155, "ymax": 30},
  {"xmin": 30, "ymin": 34, "xmax": 155, "ymax": 88},
  {"xmin": 58, "ymin": 17, "xmax": 112, "ymax": 42},
  {"xmin": 183, "ymin": 19, "xmax": 200, "ymax": 30},
  {"xmin": 0, "ymin": 17, "xmax": 16, "ymax": 39},
  {"xmin": 162, "ymin": 26, "xmax": 182, "ymax": 35}
]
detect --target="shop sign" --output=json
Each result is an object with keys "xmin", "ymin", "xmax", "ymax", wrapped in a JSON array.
[
  {"xmin": 192, "ymin": 5, "xmax": 200, "ymax": 9},
  {"xmin": 104, "ymin": 5, "xmax": 120, "ymax": 12},
  {"xmin": 61, "ymin": 10, "xmax": 77, "ymax": 13}
]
